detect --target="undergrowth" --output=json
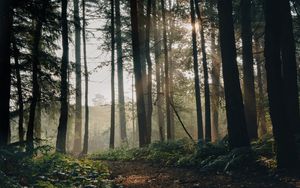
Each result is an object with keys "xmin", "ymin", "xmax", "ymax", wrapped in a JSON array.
[
  {"xmin": 92, "ymin": 136, "xmax": 277, "ymax": 172},
  {"xmin": 0, "ymin": 143, "xmax": 110, "ymax": 187}
]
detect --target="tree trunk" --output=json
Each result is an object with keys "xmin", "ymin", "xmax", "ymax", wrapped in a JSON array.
[
  {"xmin": 241, "ymin": 0, "xmax": 258, "ymax": 140},
  {"xmin": 264, "ymin": 0, "xmax": 298, "ymax": 168},
  {"xmin": 254, "ymin": 37, "xmax": 267, "ymax": 136},
  {"xmin": 190, "ymin": 0, "xmax": 203, "ymax": 141},
  {"xmin": 153, "ymin": 0, "xmax": 165, "ymax": 141},
  {"xmin": 82, "ymin": 0, "xmax": 89, "ymax": 154},
  {"xmin": 73, "ymin": 0, "xmax": 83, "ymax": 154},
  {"xmin": 217, "ymin": 0, "xmax": 250, "ymax": 148},
  {"xmin": 56, "ymin": 0, "xmax": 69, "ymax": 153},
  {"xmin": 138, "ymin": 0, "xmax": 149, "ymax": 143},
  {"xmin": 210, "ymin": 25, "xmax": 220, "ymax": 142},
  {"xmin": 195, "ymin": 0, "xmax": 211, "ymax": 142},
  {"xmin": 27, "ymin": 1, "xmax": 48, "ymax": 149},
  {"xmin": 168, "ymin": 0, "xmax": 175, "ymax": 141},
  {"xmin": 130, "ymin": 0, "xmax": 148, "ymax": 147},
  {"xmin": 161, "ymin": 0, "xmax": 172, "ymax": 140},
  {"xmin": 115, "ymin": 0, "xmax": 127, "ymax": 144},
  {"xmin": 280, "ymin": 0, "xmax": 300, "ymax": 136},
  {"xmin": 0, "ymin": 0, "xmax": 11, "ymax": 147},
  {"xmin": 145, "ymin": 0, "xmax": 153, "ymax": 144},
  {"xmin": 12, "ymin": 37, "xmax": 24, "ymax": 142},
  {"xmin": 110, "ymin": 0, "xmax": 115, "ymax": 149}
]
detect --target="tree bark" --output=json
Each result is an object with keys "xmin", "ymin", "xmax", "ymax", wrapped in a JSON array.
[
  {"xmin": 110, "ymin": 0, "xmax": 115, "ymax": 149},
  {"xmin": 264, "ymin": 0, "xmax": 298, "ymax": 168},
  {"xmin": 27, "ymin": 1, "xmax": 48, "ymax": 149},
  {"xmin": 190, "ymin": 0, "xmax": 203, "ymax": 141},
  {"xmin": 280, "ymin": 0, "xmax": 300, "ymax": 136},
  {"xmin": 0, "ymin": 0, "xmax": 11, "ymax": 147},
  {"xmin": 210, "ymin": 26, "xmax": 220, "ymax": 142},
  {"xmin": 217, "ymin": 0, "xmax": 250, "ymax": 148},
  {"xmin": 241, "ymin": 0, "xmax": 258, "ymax": 140},
  {"xmin": 153, "ymin": 0, "xmax": 165, "ymax": 141},
  {"xmin": 12, "ymin": 37, "xmax": 24, "ymax": 142},
  {"xmin": 195, "ymin": 0, "xmax": 211, "ymax": 142},
  {"xmin": 73, "ymin": 0, "xmax": 83, "ymax": 154},
  {"xmin": 56, "ymin": 0, "xmax": 69, "ymax": 153},
  {"xmin": 254, "ymin": 37, "xmax": 267, "ymax": 136},
  {"xmin": 161, "ymin": 0, "xmax": 172, "ymax": 140},
  {"xmin": 130, "ymin": 0, "xmax": 148, "ymax": 147},
  {"xmin": 145, "ymin": 0, "xmax": 153, "ymax": 144},
  {"xmin": 115, "ymin": 0, "xmax": 128, "ymax": 144},
  {"xmin": 82, "ymin": 0, "xmax": 89, "ymax": 154}
]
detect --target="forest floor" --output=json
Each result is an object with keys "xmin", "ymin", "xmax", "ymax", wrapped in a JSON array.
[{"xmin": 105, "ymin": 160, "xmax": 300, "ymax": 188}]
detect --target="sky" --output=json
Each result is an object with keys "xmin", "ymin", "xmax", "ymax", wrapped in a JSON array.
[{"xmin": 68, "ymin": 18, "xmax": 134, "ymax": 106}]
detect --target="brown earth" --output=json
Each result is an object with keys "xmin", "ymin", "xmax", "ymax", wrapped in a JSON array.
[{"xmin": 105, "ymin": 161, "xmax": 300, "ymax": 188}]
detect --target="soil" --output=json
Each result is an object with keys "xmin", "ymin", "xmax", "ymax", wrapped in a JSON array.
[{"xmin": 105, "ymin": 161, "xmax": 300, "ymax": 188}]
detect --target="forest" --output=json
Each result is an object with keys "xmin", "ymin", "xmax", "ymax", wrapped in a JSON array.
[{"xmin": 0, "ymin": 0, "xmax": 300, "ymax": 187}]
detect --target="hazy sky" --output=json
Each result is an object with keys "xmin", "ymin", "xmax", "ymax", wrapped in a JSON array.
[{"xmin": 68, "ymin": 19, "xmax": 134, "ymax": 106}]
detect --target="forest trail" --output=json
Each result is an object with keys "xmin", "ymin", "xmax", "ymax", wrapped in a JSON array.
[{"xmin": 105, "ymin": 161, "xmax": 299, "ymax": 188}]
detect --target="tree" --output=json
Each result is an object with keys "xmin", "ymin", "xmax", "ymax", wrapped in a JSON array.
[
  {"xmin": 280, "ymin": 0, "xmax": 300, "ymax": 136},
  {"xmin": 209, "ymin": 0, "xmax": 221, "ymax": 142},
  {"xmin": 73, "ymin": 0, "xmax": 83, "ymax": 154},
  {"xmin": 241, "ymin": 0, "xmax": 258, "ymax": 140},
  {"xmin": 110, "ymin": 0, "xmax": 115, "ymax": 149},
  {"xmin": 27, "ymin": 0, "xmax": 49, "ymax": 149},
  {"xmin": 145, "ymin": 0, "xmax": 153, "ymax": 144},
  {"xmin": 82, "ymin": 0, "xmax": 89, "ymax": 154},
  {"xmin": 190, "ymin": 0, "xmax": 203, "ymax": 141},
  {"xmin": 12, "ymin": 36, "xmax": 24, "ymax": 142},
  {"xmin": 130, "ymin": 0, "xmax": 148, "ymax": 147},
  {"xmin": 195, "ymin": 0, "xmax": 211, "ymax": 142},
  {"xmin": 153, "ymin": 0, "xmax": 165, "ymax": 141},
  {"xmin": 264, "ymin": 0, "xmax": 298, "ymax": 168},
  {"xmin": 161, "ymin": 0, "xmax": 172, "ymax": 140},
  {"xmin": 254, "ymin": 37, "xmax": 267, "ymax": 136},
  {"xmin": 115, "ymin": 0, "xmax": 127, "ymax": 144},
  {"xmin": 217, "ymin": 0, "xmax": 250, "ymax": 148},
  {"xmin": 56, "ymin": 0, "xmax": 69, "ymax": 153},
  {"xmin": 0, "ymin": 0, "xmax": 11, "ymax": 146}
]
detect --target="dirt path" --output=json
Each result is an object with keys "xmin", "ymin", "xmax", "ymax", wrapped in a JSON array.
[{"xmin": 105, "ymin": 161, "xmax": 299, "ymax": 188}]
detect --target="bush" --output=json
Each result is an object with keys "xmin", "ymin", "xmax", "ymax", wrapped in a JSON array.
[{"xmin": 0, "ymin": 144, "xmax": 109, "ymax": 187}]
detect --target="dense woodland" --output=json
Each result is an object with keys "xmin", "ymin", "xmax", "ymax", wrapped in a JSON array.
[{"xmin": 1, "ymin": 0, "xmax": 300, "ymax": 187}]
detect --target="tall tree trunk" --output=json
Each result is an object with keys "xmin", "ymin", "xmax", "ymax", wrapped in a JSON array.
[
  {"xmin": 241, "ymin": 0, "xmax": 258, "ymax": 140},
  {"xmin": 145, "ymin": 0, "xmax": 153, "ymax": 144},
  {"xmin": 138, "ymin": 0, "xmax": 149, "ymax": 143},
  {"xmin": 161, "ymin": 0, "xmax": 172, "ymax": 140},
  {"xmin": 130, "ymin": 0, "xmax": 148, "ymax": 147},
  {"xmin": 110, "ymin": 0, "xmax": 115, "ymax": 149},
  {"xmin": 280, "ymin": 0, "xmax": 300, "ymax": 136},
  {"xmin": 82, "ymin": 0, "xmax": 89, "ymax": 154},
  {"xmin": 209, "ymin": 0, "xmax": 220, "ymax": 142},
  {"xmin": 0, "ymin": 0, "xmax": 11, "ymax": 147},
  {"xmin": 27, "ymin": 1, "xmax": 48, "ymax": 149},
  {"xmin": 254, "ymin": 37, "xmax": 267, "ymax": 136},
  {"xmin": 115, "ymin": 0, "xmax": 127, "ymax": 144},
  {"xmin": 210, "ymin": 25, "xmax": 220, "ymax": 142},
  {"xmin": 34, "ymin": 103, "xmax": 42, "ymax": 139},
  {"xmin": 153, "ymin": 0, "xmax": 165, "ymax": 141},
  {"xmin": 12, "ymin": 37, "xmax": 24, "ymax": 142},
  {"xmin": 73, "ymin": 0, "xmax": 82, "ymax": 153},
  {"xmin": 190, "ymin": 0, "xmax": 203, "ymax": 141},
  {"xmin": 56, "ymin": 0, "xmax": 69, "ymax": 153},
  {"xmin": 264, "ymin": 0, "xmax": 298, "ymax": 168},
  {"xmin": 217, "ymin": 0, "xmax": 250, "ymax": 148},
  {"xmin": 168, "ymin": 0, "xmax": 175, "ymax": 141},
  {"xmin": 195, "ymin": 0, "xmax": 211, "ymax": 142}
]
